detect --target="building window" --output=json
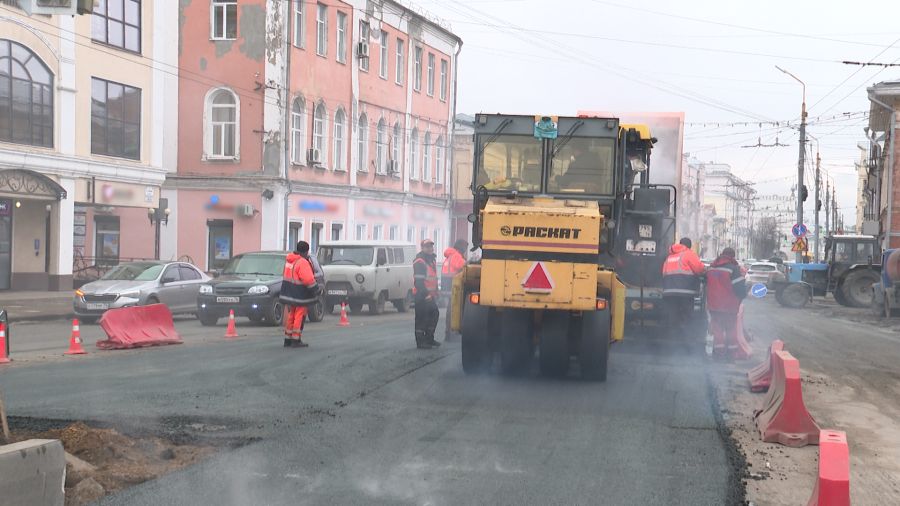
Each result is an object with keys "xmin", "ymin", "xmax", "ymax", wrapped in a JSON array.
[
  {"xmin": 91, "ymin": 77, "xmax": 141, "ymax": 160},
  {"xmin": 315, "ymin": 3, "xmax": 327, "ymax": 56},
  {"xmin": 392, "ymin": 122, "xmax": 402, "ymax": 177},
  {"xmin": 356, "ymin": 223, "xmax": 367, "ymax": 240},
  {"xmin": 92, "ymin": 0, "xmax": 141, "ymax": 53},
  {"xmin": 95, "ymin": 216, "xmax": 120, "ymax": 265},
  {"xmin": 207, "ymin": 219, "xmax": 233, "ymax": 271},
  {"xmin": 331, "ymin": 222, "xmax": 342, "ymax": 240},
  {"xmin": 333, "ymin": 108, "xmax": 345, "ymax": 171},
  {"xmin": 409, "ymin": 128, "xmax": 418, "ymax": 180},
  {"xmin": 407, "ymin": 225, "xmax": 414, "ymax": 243},
  {"xmin": 204, "ymin": 87, "xmax": 238, "ymax": 160},
  {"xmin": 288, "ymin": 221, "xmax": 303, "ymax": 247},
  {"xmin": 373, "ymin": 224, "xmax": 383, "ymax": 240},
  {"xmin": 311, "ymin": 222, "xmax": 323, "ymax": 253},
  {"xmin": 336, "ymin": 11, "xmax": 347, "ymax": 63},
  {"xmin": 433, "ymin": 229, "xmax": 441, "ymax": 254},
  {"xmin": 435, "ymin": 136, "xmax": 444, "ymax": 184},
  {"xmin": 211, "ymin": 0, "xmax": 237, "ymax": 40},
  {"xmin": 313, "ymin": 102, "xmax": 327, "ymax": 166},
  {"xmin": 413, "ymin": 46, "xmax": 422, "ymax": 91},
  {"xmin": 356, "ymin": 113, "xmax": 368, "ymax": 172},
  {"xmin": 290, "ymin": 97, "xmax": 305, "ymax": 164},
  {"xmin": 358, "ymin": 21, "xmax": 370, "ymax": 71},
  {"xmin": 395, "ymin": 38, "xmax": 404, "ymax": 84},
  {"xmin": 423, "ymin": 132, "xmax": 431, "ymax": 182},
  {"xmin": 0, "ymin": 40, "xmax": 53, "ymax": 148},
  {"xmin": 379, "ymin": 30, "xmax": 388, "ymax": 79},
  {"xmin": 426, "ymin": 53, "xmax": 435, "ymax": 96},
  {"xmin": 440, "ymin": 59, "xmax": 448, "ymax": 101},
  {"xmin": 389, "ymin": 225, "xmax": 398, "ymax": 241},
  {"xmin": 420, "ymin": 226, "xmax": 428, "ymax": 242},
  {"xmin": 375, "ymin": 119, "xmax": 386, "ymax": 174},
  {"xmin": 293, "ymin": 0, "xmax": 305, "ymax": 48}
]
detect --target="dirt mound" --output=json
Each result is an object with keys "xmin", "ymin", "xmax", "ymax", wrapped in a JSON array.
[{"xmin": 8, "ymin": 421, "xmax": 214, "ymax": 504}]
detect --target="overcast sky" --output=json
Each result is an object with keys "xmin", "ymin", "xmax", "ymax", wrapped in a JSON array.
[{"xmin": 416, "ymin": 0, "xmax": 900, "ymax": 227}]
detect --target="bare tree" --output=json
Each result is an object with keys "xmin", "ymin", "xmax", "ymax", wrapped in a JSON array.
[{"xmin": 751, "ymin": 217, "xmax": 780, "ymax": 260}]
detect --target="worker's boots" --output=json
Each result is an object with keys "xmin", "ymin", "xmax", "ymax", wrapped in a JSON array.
[{"xmin": 415, "ymin": 331, "xmax": 431, "ymax": 349}]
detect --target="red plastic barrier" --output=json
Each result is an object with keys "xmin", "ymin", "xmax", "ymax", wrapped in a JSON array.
[
  {"xmin": 754, "ymin": 350, "xmax": 820, "ymax": 447},
  {"xmin": 747, "ymin": 339, "xmax": 785, "ymax": 392},
  {"xmin": 97, "ymin": 304, "xmax": 183, "ymax": 350},
  {"xmin": 808, "ymin": 430, "xmax": 851, "ymax": 506}
]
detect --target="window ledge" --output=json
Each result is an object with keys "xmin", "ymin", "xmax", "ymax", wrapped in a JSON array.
[
  {"xmin": 203, "ymin": 155, "xmax": 240, "ymax": 162},
  {"xmin": 91, "ymin": 39, "xmax": 142, "ymax": 56},
  {"xmin": 210, "ymin": 37, "xmax": 237, "ymax": 42},
  {"xmin": 333, "ymin": 167, "xmax": 348, "ymax": 172}
]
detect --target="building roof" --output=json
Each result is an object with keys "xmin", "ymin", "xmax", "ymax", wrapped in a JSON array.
[{"xmin": 867, "ymin": 81, "xmax": 900, "ymax": 132}]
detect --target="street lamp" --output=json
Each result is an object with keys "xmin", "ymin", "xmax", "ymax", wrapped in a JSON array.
[
  {"xmin": 148, "ymin": 198, "xmax": 170, "ymax": 260},
  {"xmin": 776, "ymin": 65, "xmax": 808, "ymax": 262}
]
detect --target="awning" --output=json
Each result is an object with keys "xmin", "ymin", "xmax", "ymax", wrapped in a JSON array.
[{"xmin": 0, "ymin": 169, "xmax": 67, "ymax": 200}]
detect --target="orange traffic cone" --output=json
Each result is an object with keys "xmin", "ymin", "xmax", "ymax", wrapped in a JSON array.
[
  {"xmin": 337, "ymin": 301, "xmax": 350, "ymax": 327},
  {"xmin": 64, "ymin": 319, "xmax": 86, "ymax": 355},
  {"xmin": 224, "ymin": 309, "xmax": 239, "ymax": 338},
  {"xmin": 0, "ymin": 321, "xmax": 10, "ymax": 364}
]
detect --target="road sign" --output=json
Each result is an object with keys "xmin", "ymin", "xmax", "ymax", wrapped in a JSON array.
[
  {"xmin": 792, "ymin": 223, "xmax": 808, "ymax": 238},
  {"xmin": 751, "ymin": 283, "xmax": 768, "ymax": 298},
  {"xmin": 791, "ymin": 237, "xmax": 809, "ymax": 252}
]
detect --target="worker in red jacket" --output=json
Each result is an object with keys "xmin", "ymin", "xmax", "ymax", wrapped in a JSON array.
[
  {"xmin": 280, "ymin": 241, "xmax": 321, "ymax": 348},
  {"xmin": 661, "ymin": 237, "xmax": 706, "ymax": 336},
  {"xmin": 705, "ymin": 247, "xmax": 747, "ymax": 359},
  {"xmin": 441, "ymin": 239, "xmax": 468, "ymax": 339}
]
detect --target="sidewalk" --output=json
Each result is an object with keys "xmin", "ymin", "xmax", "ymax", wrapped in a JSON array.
[{"xmin": 0, "ymin": 291, "xmax": 74, "ymax": 322}]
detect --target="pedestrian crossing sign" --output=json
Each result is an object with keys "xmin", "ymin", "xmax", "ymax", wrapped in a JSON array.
[{"xmin": 791, "ymin": 237, "xmax": 809, "ymax": 252}]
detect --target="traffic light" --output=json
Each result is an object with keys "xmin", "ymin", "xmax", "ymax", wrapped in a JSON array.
[{"xmin": 800, "ymin": 185, "xmax": 809, "ymax": 202}]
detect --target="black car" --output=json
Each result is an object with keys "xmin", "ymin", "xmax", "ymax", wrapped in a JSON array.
[{"xmin": 196, "ymin": 251, "xmax": 326, "ymax": 326}]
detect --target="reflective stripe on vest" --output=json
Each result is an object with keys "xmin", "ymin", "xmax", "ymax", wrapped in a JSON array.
[{"xmin": 663, "ymin": 251, "xmax": 694, "ymax": 276}]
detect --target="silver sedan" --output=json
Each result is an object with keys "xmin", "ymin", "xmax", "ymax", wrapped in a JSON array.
[{"xmin": 74, "ymin": 261, "xmax": 210, "ymax": 322}]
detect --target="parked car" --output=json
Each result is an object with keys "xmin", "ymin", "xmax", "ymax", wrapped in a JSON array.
[
  {"xmin": 318, "ymin": 241, "xmax": 416, "ymax": 315},
  {"xmin": 74, "ymin": 261, "xmax": 210, "ymax": 322},
  {"xmin": 746, "ymin": 262, "xmax": 787, "ymax": 287},
  {"xmin": 196, "ymin": 251, "xmax": 326, "ymax": 326}
]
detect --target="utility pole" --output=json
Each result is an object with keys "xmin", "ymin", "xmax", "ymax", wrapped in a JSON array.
[
  {"xmin": 814, "ymin": 148, "xmax": 821, "ymax": 261},
  {"xmin": 778, "ymin": 66, "xmax": 807, "ymax": 262},
  {"xmin": 825, "ymin": 179, "xmax": 830, "ymax": 238}
]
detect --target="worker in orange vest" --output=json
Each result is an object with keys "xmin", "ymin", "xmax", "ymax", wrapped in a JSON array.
[
  {"xmin": 441, "ymin": 239, "xmax": 468, "ymax": 339},
  {"xmin": 413, "ymin": 239, "xmax": 440, "ymax": 349},
  {"xmin": 280, "ymin": 241, "xmax": 321, "ymax": 348},
  {"xmin": 661, "ymin": 237, "xmax": 706, "ymax": 337}
]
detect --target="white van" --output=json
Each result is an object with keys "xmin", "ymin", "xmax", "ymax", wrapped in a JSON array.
[{"xmin": 317, "ymin": 241, "xmax": 418, "ymax": 315}]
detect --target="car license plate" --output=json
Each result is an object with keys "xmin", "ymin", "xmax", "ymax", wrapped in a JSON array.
[
  {"xmin": 327, "ymin": 289, "xmax": 348, "ymax": 296},
  {"xmin": 216, "ymin": 296, "xmax": 240, "ymax": 303},
  {"xmin": 85, "ymin": 302, "xmax": 108, "ymax": 310}
]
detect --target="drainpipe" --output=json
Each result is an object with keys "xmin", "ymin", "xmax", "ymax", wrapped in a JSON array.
[
  {"xmin": 282, "ymin": 0, "xmax": 293, "ymax": 251},
  {"xmin": 448, "ymin": 38, "xmax": 463, "ymax": 241},
  {"xmin": 870, "ymin": 94, "xmax": 896, "ymax": 250}
]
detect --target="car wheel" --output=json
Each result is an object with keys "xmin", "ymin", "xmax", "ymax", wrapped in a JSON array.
[
  {"xmin": 146, "ymin": 296, "xmax": 159, "ymax": 305},
  {"xmin": 392, "ymin": 291, "xmax": 412, "ymax": 313},
  {"xmin": 369, "ymin": 292, "xmax": 387, "ymax": 315},
  {"xmin": 199, "ymin": 313, "xmax": 218, "ymax": 326},
  {"xmin": 265, "ymin": 299, "xmax": 284, "ymax": 326},
  {"xmin": 308, "ymin": 296, "xmax": 326, "ymax": 322}
]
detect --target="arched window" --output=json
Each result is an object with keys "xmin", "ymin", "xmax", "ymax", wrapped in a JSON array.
[
  {"xmin": 206, "ymin": 88, "xmax": 238, "ymax": 159},
  {"xmin": 409, "ymin": 128, "xmax": 418, "ymax": 180},
  {"xmin": 290, "ymin": 97, "xmax": 305, "ymax": 164},
  {"xmin": 356, "ymin": 113, "xmax": 368, "ymax": 172},
  {"xmin": 375, "ymin": 118, "xmax": 386, "ymax": 174},
  {"xmin": 312, "ymin": 102, "xmax": 327, "ymax": 166},
  {"xmin": 423, "ymin": 132, "xmax": 432, "ymax": 182},
  {"xmin": 392, "ymin": 122, "xmax": 402, "ymax": 177},
  {"xmin": 333, "ymin": 108, "xmax": 345, "ymax": 171},
  {"xmin": 435, "ymin": 135, "xmax": 444, "ymax": 184},
  {"xmin": 0, "ymin": 39, "xmax": 53, "ymax": 147}
]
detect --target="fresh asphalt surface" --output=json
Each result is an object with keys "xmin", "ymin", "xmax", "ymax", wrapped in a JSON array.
[{"xmin": 0, "ymin": 310, "xmax": 734, "ymax": 505}]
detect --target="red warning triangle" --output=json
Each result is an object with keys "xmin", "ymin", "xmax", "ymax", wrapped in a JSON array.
[{"xmin": 522, "ymin": 262, "xmax": 554, "ymax": 293}]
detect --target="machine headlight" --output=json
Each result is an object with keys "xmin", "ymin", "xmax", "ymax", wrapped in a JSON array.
[
  {"xmin": 355, "ymin": 274, "xmax": 366, "ymax": 284},
  {"xmin": 199, "ymin": 285, "xmax": 213, "ymax": 294},
  {"xmin": 119, "ymin": 291, "xmax": 141, "ymax": 299},
  {"xmin": 248, "ymin": 285, "xmax": 269, "ymax": 295}
]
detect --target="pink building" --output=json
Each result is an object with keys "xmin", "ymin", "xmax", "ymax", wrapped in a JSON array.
[{"xmin": 161, "ymin": 0, "xmax": 462, "ymax": 270}]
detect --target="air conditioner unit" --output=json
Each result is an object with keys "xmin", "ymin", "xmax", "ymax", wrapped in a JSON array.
[
  {"xmin": 357, "ymin": 42, "xmax": 370, "ymax": 59},
  {"xmin": 236, "ymin": 204, "xmax": 255, "ymax": 217},
  {"xmin": 18, "ymin": 0, "xmax": 93, "ymax": 15},
  {"xmin": 307, "ymin": 148, "xmax": 321, "ymax": 165}
]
